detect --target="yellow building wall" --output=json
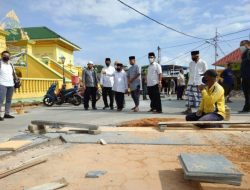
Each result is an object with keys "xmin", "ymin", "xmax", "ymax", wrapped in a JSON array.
[
  {"xmin": 0, "ymin": 30, "xmax": 8, "ymax": 53},
  {"xmin": 26, "ymin": 54, "xmax": 63, "ymax": 79},
  {"xmin": 32, "ymin": 44, "xmax": 57, "ymax": 61},
  {"xmin": 55, "ymin": 45, "xmax": 74, "ymax": 65}
]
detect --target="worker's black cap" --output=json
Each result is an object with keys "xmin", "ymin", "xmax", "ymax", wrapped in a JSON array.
[
  {"xmin": 129, "ymin": 56, "xmax": 135, "ymax": 60},
  {"xmin": 191, "ymin": 51, "xmax": 199, "ymax": 55},
  {"xmin": 105, "ymin": 58, "xmax": 111, "ymax": 61},
  {"xmin": 148, "ymin": 52, "xmax": 155, "ymax": 57},
  {"xmin": 201, "ymin": 69, "xmax": 218, "ymax": 78}
]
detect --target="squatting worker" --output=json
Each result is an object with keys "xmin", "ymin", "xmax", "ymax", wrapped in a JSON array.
[
  {"xmin": 0, "ymin": 50, "xmax": 15, "ymax": 121},
  {"xmin": 127, "ymin": 56, "xmax": 141, "ymax": 112},
  {"xmin": 82, "ymin": 61, "xmax": 99, "ymax": 110},
  {"xmin": 183, "ymin": 50, "xmax": 207, "ymax": 114},
  {"xmin": 186, "ymin": 69, "xmax": 225, "ymax": 128},
  {"xmin": 146, "ymin": 52, "xmax": 162, "ymax": 114},
  {"xmin": 100, "ymin": 58, "xmax": 115, "ymax": 110},
  {"xmin": 239, "ymin": 40, "xmax": 250, "ymax": 113}
]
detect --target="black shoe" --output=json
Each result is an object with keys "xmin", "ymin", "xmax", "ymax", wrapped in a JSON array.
[
  {"xmin": 0, "ymin": 117, "xmax": 4, "ymax": 121},
  {"xmin": 153, "ymin": 110, "xmax": 163, "ymax": 114},
  {"xmin": 103, "ymin": 106, "xmax": 109, "ymax": 110},
  {"xmin": 110, "ymin": 107, "xmax": 114, "ymax": 110},
  {"xmin": 238, "ymin": 110, "xmax": 250, "ymax": 113},
  {"xmin": 84, "ymin": 108, "xmax": 89, "ymax": 110},
  {"xmin": 4, "ymin": 114, "xmax": 15, "ymax": 119},
  {"xmin": 92, "ymin": 107, "xmax": 97, "ymax": 110}
]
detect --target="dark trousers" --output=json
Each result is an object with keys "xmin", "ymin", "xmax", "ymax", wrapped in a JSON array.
[
  {"xmin": 114, "ymin": 91, "xmax": 124, "ymax": 110},
  {"xmin": 186, "ymin": 112, "xmax": 223, "ymax": 128},
  {"xmin": 84, "ymin": 87, "xmax": 97, "ymax": 109},
  {"xmin": 177, "ymin": 85, "xmax": 185, "ymax": 99},
  {"xmin": 131, "ymin": 88, "xmax": 140, "ymax": 107},
  {"xmin": 242, "ymin": 78, "xmax": 250, "ymax": 111},
  {"xmin": 147, "ymin": 84, "xmax": 162, "ymax": 112},
  {"xmin": 0, "ymin": 85, "xmax": 14, "ymax": 115},
  {"xmin": 102, "ymin": 87, "xmax": 114, "ymax": 108}
]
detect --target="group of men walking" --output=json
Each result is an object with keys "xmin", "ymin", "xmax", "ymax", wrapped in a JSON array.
[{"xmin": 82, "ymin": 52, "xmax": 163, "ymax": 113}]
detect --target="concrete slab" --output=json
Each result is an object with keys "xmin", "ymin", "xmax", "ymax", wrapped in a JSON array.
[{"xmin": 179, "ymin": 153, "xmax": 243, "ymax": 177}]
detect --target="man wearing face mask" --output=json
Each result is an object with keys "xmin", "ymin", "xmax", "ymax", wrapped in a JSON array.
[
  {"xmin": 127, "ymin": 56, "xmax": 141, "ymax": 112},
  {"xmin": 146, "ymin": 52, "xmax": 162, "ymax": 113},
  {"xmin": 239, "ymin": 40, "xmax": 250, "ymax": 113},
  {"xmin": 0, "ymin": 51, "xmax": 15, "ymax": 121},
  {"xmin": 112, "ymin": 63, "xmax": 128, "ymax": 111},
  {"xmin": 183, "ymin": 51, "xmax": 207, "ymax": 114},
  {"xmin": 100, "ymin": 58, "xmax": 115, "ymax": 110},
  {"xmin": 186, "ymin": 69, "xmax": 225, "ymax": 127}
]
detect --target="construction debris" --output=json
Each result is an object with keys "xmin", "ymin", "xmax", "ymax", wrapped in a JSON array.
[
  {"xmin": 0, "ymin": 140, "xmax": 32, "ymax": 151},
  {"xmin": 24, "ymin": 178, "xmax": 68, "ymax": 190},
  {"xmin": 0, "ymin": 158, "xmax": 47, "ymax": 179},
  {"xmin": 98, "ymin": 139, "xmax": 107, "ymax": 145},
  {"xmin": 179, "ymin": 153, "xmax": 243, "ymax": 186},
  {"xmin": 85, "ymin": 170, "xmax": 107, "ymax": 178}
]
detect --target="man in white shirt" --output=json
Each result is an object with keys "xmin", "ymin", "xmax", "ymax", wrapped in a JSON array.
[
  {"xmin": 0, "ymin": 51, "xmax": 15, "ymax": 121},
  {"xmin": 183, "ymin": 51, "xmax": 207, "ymax": 114},
  {"xmin": 100, "ymin": 58, "xmax": 115, "ymax": 110},
  {"xmin": 112, "ymin": 63, "xmax": 128, "ymax": 111},
  {"xmin": 147, "ymin": 52, "xmax": 162, "ymax": 113}
]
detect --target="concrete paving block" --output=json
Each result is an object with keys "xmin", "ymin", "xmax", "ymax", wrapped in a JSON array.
[
  {"xmin": 85, "ymin": 171, "xmax": 107, "ymax": 178},
  {"xmin": 179, "ymin": 153, "xmax": 243, "ymax": 178}
]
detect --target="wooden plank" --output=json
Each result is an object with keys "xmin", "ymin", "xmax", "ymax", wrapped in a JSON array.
[
  {"xmin": 0, "ymin": 158, "xmax": 47, "ymax": 179},
  {"xmin": 24, "ymin": 178, "xmax": 68, "ymax": 190},
  {"xmin": 0, "ymin": 140, "xmax": 32, "ymax": 151},
  {"xmin": 31, "ymin": 120, "xmax": 98, "ymax": 130},
  {"xmin": 199, "ymin": 182, "xmax": 249, "ymax": 190}
]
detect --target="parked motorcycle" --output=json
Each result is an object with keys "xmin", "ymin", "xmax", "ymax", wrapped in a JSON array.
[
  {"xmin": 56, "ymin": 84, "xmax": 82, "ymax": 106},
  {"xmin": 43, "ymin": 84, "xmax": 82, "ymax": 106},
  {"xmin": 43, "ymin": 83, "xmax": 57, "ymax": 106}
]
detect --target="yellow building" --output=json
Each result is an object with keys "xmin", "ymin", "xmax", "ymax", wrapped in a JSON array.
[{"xmin": 0, "ymin": 26, "xmax": 82, "ymax": 102}]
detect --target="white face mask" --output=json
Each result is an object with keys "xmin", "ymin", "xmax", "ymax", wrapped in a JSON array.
[
  {"xmin": 240, "ymin": 46, "xmax": 247, "ymax": 53},
  {"xmin": 149, "ymin": 58, "xmax": 154, "ymax": 63}
]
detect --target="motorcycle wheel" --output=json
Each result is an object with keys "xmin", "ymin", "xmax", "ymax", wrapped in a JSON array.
[
  {"xmin": 72, "ymin": 94, "xmax": 82, "ymax": 106},
  {"xmin": 43, "ymin": 97, "xmax": 54, "ymax": 107}
]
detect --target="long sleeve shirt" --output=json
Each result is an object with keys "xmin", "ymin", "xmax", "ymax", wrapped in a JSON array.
[
  {"xmin": 177, "ymin": 73, "xmax": 185, "ymax": 86},
  {"xmin": 198, "ymin": 82, "xmax": 225, "ymax": 119},
  {"xmin": 188, "ymin": 59, "xmax": 207, "ymax": 85},
  {"xmin": 82, "ymin": 68, "xmax": 98, "ymax": 87},
  {"xmin": 112, "ymin": 71, "xmax": 128, "ymax": 93},
  {"xmin": 100, "ymin": 66, "xmax": 115, "ymax": 87}
]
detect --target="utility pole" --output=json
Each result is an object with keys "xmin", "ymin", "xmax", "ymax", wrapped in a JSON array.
[
  {"xmin": 157, "ymin": 46, "xmax": 161, "ymax": 64},
  {"xmin": 214, "ymin": 28, "xmax": 218, "ymax": 70}
]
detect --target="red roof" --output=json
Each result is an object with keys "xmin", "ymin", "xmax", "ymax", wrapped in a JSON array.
[{"xmin": 213, "ymin": 48, "xmax": 241, "ymax": 66}]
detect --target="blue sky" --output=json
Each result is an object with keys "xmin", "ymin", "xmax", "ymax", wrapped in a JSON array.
[{"xmin": 0, "ymin": 0, "xmax": 250, "ymax": 68}]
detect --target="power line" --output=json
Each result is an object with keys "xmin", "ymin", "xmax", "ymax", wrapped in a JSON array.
[
  {"xmin": 161, "ymin": 42, "xmax": 208, "ymax": 64},
  {"xmin": 219, "ymin": 28, "xmax": 250, "ymax": 37},
  {"xmin": 219, "ymin": 35, "xmax": 249, "ymax": 42},
  {"xmin": 116, "ymin": 0, "xmax": 208, "ymax": 40},
  {"xmin": 161, "ymin": 40, "xmax": 204, "ymax": 50}
]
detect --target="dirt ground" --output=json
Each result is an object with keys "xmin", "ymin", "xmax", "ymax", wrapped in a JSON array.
[
  {"xmin": 119, "ymin": 117, "xmax": 184, "ymax": 127},
  {"xmin": 0, "ymin": 143, "xmax": 250, "ymax": 190}
]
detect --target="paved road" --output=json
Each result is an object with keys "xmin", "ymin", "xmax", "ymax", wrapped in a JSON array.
[{"xmin": 0, "ymin": 96, "xmax": 249, "ymax": 141}]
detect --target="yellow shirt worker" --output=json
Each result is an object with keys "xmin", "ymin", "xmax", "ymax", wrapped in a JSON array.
[{"xmin": 186, "ymin": 69, "xmax": 225, "ymax": 128}]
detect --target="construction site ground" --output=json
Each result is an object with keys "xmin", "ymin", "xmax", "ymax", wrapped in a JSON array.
[{"xmin": 0, "ymin": 96, "xmax": 250, "ymax": 190}]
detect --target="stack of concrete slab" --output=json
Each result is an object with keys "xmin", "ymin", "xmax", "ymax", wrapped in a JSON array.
[{"xmin": 178, "ymin": 153, "xmax": 243, "ymax": 186}]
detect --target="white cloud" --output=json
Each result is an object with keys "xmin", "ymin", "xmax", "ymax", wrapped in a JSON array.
[{"xmin": 28, "ymin": 0, "xmax": 172, "ymax": 27}]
